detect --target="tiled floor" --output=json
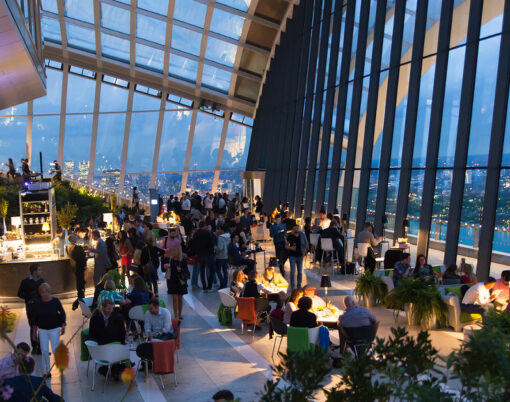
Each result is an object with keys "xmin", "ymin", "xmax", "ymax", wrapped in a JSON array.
[{"xmin": 4, "ymin": 242, "xmax": 466, "ymax": 401}]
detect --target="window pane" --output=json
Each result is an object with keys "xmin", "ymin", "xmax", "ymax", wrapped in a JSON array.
[
  {"xmin": 459, "ymin": 169, "xmax": 486, "ymax": 249},
  {"xmin": 99, "ymin": 83, "xmax": 128, "ymax": 112},
  {"xmin": 173, "ymin": 0, "xmax": 207, "ymax": 27},
  {"xmin": 34, "ymin": 68, "xmax": 62, "ymax": 115},
  {"xmin": 221, "ymin": 122, "xmax": 251, "ymax": 169},
  {"xmin": 31, "ymin": 116, "xmax": 59, "ymax": 175},
  {"xmin": 480, "ymin": 0, "xmax": 504, "ymax": 38},
  {"xmin": 157, "ymin": 110, "xmax": 192, "ymax": 172},
  {"xmin": 385, "ymin": 170, "xmax": 400, "ymax": 231},
  {"xmin": 133, "ymin": 92, "xmax": 160, "ymax": 111},
  {"xmin": 101, "ymin": 3, "xmax": 130, "ymax": 34},
  {"xmin": 155, "ymin": 173, "xmax": 182, "ymax": 196},
  {"xmin": 63, "ymin": 114, "xmax": 93, "ymax": 179},
  {"xmin": 138, "ymin": 0, "xmax": 168, "ymax": 15},
  {"xmin": 92, "ymin": 174, "xmax": 120, "ymax": 193},
  {"xmin": 216, "ymin": 0, "xmax": 251, "ymax": 12},
  {"xmin": 64, "ymin": 0, "xmax": 94, "ymax": 24},
  {"xmin": 41, "ymin": 0, "xmax": 58, "ymax": 13},
  {"xmin": 121, "ymin": 174, "xmax": 151, "ymax": 203},
  {"xmin": 189, "ymin": 112, "xmax": 223, "ymax": 170},
  {"xmin": 0, "ymin": 103, "xmax": 27, "ymax": 116},
  {"xmin": 201, "ymin": 66, "xmax": 231, "ymax": 93},
  {"xmin": 408, "ymin": 170, "xmax": 425, "ymax": 236},
  {"xmin": 493, "ymin": 169, "xmax": 510, "ymax": 254},
  {"xmin": 187, "ymin": 171, "xmax": 214, "ymax": 193},
  {"xmin": 366, "ymin": 170, "xmax": 378, "ymax": 222},
  {"xmin": 205, "ymin": 37, "xmax": 237, "ymax": 66},
  {"xmin": 135, "ymin": 43, "xmax": 164, "ymax": 72},
  {"xmin": 137, "ymin": 14, "xmax": 166, "ymax": 45},
  {"xmin": 126, "ymin": 112, "xmax": 159, "ymax": 173},
  {"xmin": 0, "ymin": 117, "xmax": 26, "ymax": 173},
  {"xmin": 169, "ymin": 54, "xmax": 198, "ymax": 82},
  {"xmin": 66, "ymin": 23, "xmax": 96, "ymax": 52},
  {"xmin": 218, "ymin": 170, "xmax": 243, "ymax": 194},
  {"xmin": 502, "ymin": 86, "xmax": 510, "ymax": 166},
  {"xmin": 66, "ymin": 74, "xmax": 95, "ymax": 113},
  {"xmin": 41, "ymin": 16, "xmax": 61, "ymax": 43},
  {"xmin": 95, "ymin": 113, "xmax": 126, "ymax": 173},
  {"xmin": 210, "ymin": 8, "xmax": 244, "ymax": 40},
  {"xmin": 101, "ymin": 32, "xmax": 130, "ymax": 62},
  {"xmin": 467, "ymin": 35, "xmax": 500, "ymax": 167},
  {"xmin": 430, "ymin": 169, "xmax": 452, "ymax": 241},
  {"xmin": 171, "ymin": 25, "xmax": 202, "ymax": 56}
]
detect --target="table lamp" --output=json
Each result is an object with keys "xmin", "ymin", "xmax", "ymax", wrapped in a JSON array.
[
  {"xmin": 320, "ymin": 274, "xmax": 332, "ymax": 305},
  {"xmin": 42, "ymin": 222, "xmax": 50, "ymax": 233},
  {"xmin": 269, "ymin": 256, "xmax": 278, "ymax": 268}
]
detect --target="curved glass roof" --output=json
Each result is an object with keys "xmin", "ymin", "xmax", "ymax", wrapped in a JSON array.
[{"xmin": 40, "ymin": 0, "xmax": 295, "ymax": 116}]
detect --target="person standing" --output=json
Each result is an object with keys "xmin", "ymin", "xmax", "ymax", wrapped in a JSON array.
[
  {"xmin": 7, "ymin": 158, "xmax": 16, "ymax": 179},
  {"xmin": 270, "ymin": 216, "xmax": 287, "ymax": 277},
  {"xmin": 67, "ymin": 234, "xmax": 87, "ymax": 299},
  {"xmin": 51, "ymin": 160, "xmax": 61, "ymax": 182},
  {"xmin": 192, "ymin": 222, "xmax": 216, "ymax": 291},
  {"xmin": 141, "ymin": 234, "xmax": 165, "ymax": 297},
  {"xmin": 21, "ymin": 158, "xmax": 30, "ymax": 181},
  {"xmin": 86, "ymin": 230, "xmax": 111, "ymax": 286},
  {"xmin": 285, "ymin": 224, "xmax": 309, "ymax": 289},
  {"xmin": 17, "ymin": 263, "xmax": 45, "ymax": 354},
  {"xmin": 215, "ymin": 225, "xmax": 230, "ymax": 289},
  {"xmin": 132, "ymin": 186, "xmax": 139, "ymax": 212},
  {"xmin": 165, "ymin": 246, "xmax": 189, "ymax": 320},
  {"xmin": 31, "ymin": 283, "xmax": 66, "ymax": 377}
]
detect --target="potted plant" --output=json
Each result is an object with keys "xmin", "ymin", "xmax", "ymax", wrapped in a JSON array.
[
  {"xmin": 354, "ymin": 271, "xmax": 388, "ymax": 308},
  {"xmin": 385, "ymin": 277, "xmax": 446, "ymax": 330},
  {"xmin": 0, "ymin": 199, "xmax": 8, "ymax": 235},
  {"xmin": 56, "ymin": 201, "xmax": 78, "ymax": 247}
]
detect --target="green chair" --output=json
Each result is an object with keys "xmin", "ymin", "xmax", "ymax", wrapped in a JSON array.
[
  {"xmin": 80, "ymin": 328, "xmax": 90, "ymax": 361},
  {"xmin": 141, "ymin": 300, "xmax": 166, "ymax": 313},
  {"xmin": 432, "ymin": 265, "xmax": 442, "ymax": 278},
  {"xmin": 287, "ymin": 327, "xmax": 311, "ymax": 354}
]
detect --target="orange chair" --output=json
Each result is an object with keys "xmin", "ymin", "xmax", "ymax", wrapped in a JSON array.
[
  {"xmin": 237, "ymin": 297, "xmax": 258, "ymax": 336},
  {"xmin": 171, "ymin": 318, "xmax": 181, "ymax": 362},
  {"xmin": 152, "ymin": 340, "xmax": 177, "ymax": 388}
]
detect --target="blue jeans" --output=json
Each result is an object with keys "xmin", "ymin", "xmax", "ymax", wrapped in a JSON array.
[
  {"xmin": 216, "ymin": 258, "xmax": 229, "ymax": 288},
  {"xmin": 289, "ymin": 255, "xmax": 303, "ymax": 289},
  {"xmin": 199, "ymin": 255, "xmax": 216, "ymax": 289},
  {"xmin": 191, "ymin": 263, "xmax": 200, "ymax": 287},
  {"xmin": 147, "ymin": 268, "xmax": 159, "ymax": 295}
]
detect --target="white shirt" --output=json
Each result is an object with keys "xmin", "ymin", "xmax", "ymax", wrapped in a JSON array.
[
  {"xmin": 181, "ymin": 198, "xmax": 191, "ymax": 211},
  {"xmin": 462, "ymin": 283, "xmax": 491, "ymax": 305},
  {"xmin": 204, "ymin": 197, "xmax": 213, "ymax": 209},
  {"xmin": 319, "ymin": 218, "xmax": 331, "ymax": 230},
  {"xmin": 312, "ymin": 295, "xmax": 326, "ymax": 307},
  {"xmin": 144, "ymin": 307, "xmax": 173, "ymax": 334}
]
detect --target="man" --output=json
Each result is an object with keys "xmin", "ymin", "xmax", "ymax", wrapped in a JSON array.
[
  {"xmin": 357, "ymin": 222, "xmax": 382, "ymax": 273},
  {"xmin": 318, "ymin": 210, "xmax": 331, "ymax": 230},
  {"xmin": 88, "ymin": 299, "xmax": 126, "ymax": 345},
  {"xmin": 461, "ymin": 278, "xmax": 497, "ymax": 315},
  {"xmin": 17, "ymin": 263, "xmax": 44, "ymax": 353},
  {"xmin": 86, "ymin": 230, "xmax": 111, "ymax": 286},
  {"xmin": 393, "ymin": 253, "xmax": 411, "ymax": 287},
  {"xmin": 163, "ymin": 228, "xmax": 181, "ymax": 255},
  {"xmin": 303, "ymin": 285, "xmax": 326, "ymax": 308},
  {"xmin": 67, "ymin": 234, "xmax": 87, "ymax": 299},
  {"xmin": 338, "ymin": 296, "xmax": 377, "ymax": 353},
  {"xmin": 212, "ymin": 390, "xmax": 235, "ymax": 402},
  {"xmin": 0, "ymin": 342, "xmax": 30, "ymax": 383},
  {"xmin": 21, "ymin": 158, "xmax": 30, "ymax": 181},
  {"xmin": 192, "ymin": 221, "xmax": 217, "ymax": 291},
  {"xmin": 144, "ymin": 298, "xmax": 175, "ymax": 340},
  {"xmin": 270, "ymin": 216, "xmax": 287, "ymax": 276},
  {"xmin": 3, "ymin": 357, "xmax": 61, "ymax": 402},
  {"xmin": 240, "ymin": 209, "xmax": 254, "ymax": 233},
  {"xmin": 285, "ymin": 223, "xmax": 309, "ymax": 289},
  {"xmin": 215, "ymin": 225, "xmax": 230, "ymax": 289},
  {"xmin": 259, "ymin": 266, "xmax": 288, "ymax": 307},
  {"xmin": 204, "ymin": 193, "xmax": 214, "ymax": 212},
  {"xmin": 181, "ymin": 194, "xmax": 191, "ymax": 214},
  {"xmin": 51, "ymin": 160, "xmax": 61, "ymax": 182},
  {"xmin": 321, "ymin": 220, "xmax": 345, "ymax": 269},
  {"xmin": 228, "ymin": 234, "xmax": 256, "ymax": 274},
  {"xmin": 132, "ymin": 186, "xmax": 139, "ymax": 211},
  {"xmin": 492, "ymin": 270, "xmax": 510, "ymax": 309},
  {"xmin": 167, "ymin": 195, "xmax": 175, "ymax": 213}
]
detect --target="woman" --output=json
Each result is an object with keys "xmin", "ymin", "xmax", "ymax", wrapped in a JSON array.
[
  {"xmin": 31, "ymin": 283, "xmax": 66, "ymax": 376},
  {"xmin": 460, "ymin": 263, "xmax": 476, "ymax": 284},
  {"xmin": 127, "ymin": 276, "xmax": 151, "ymax": 306},
  {"xmin": 118, "ymin": 230, "xmax": 133, "ymax": 276},
  {"xmin": 165, "ymin": 246, "xmax": 189, "ymax": 320},
  {"xmin": 97, "ymin": 279, "xmax": 126, "ymax": 306},
  {"xmin": 413, "ymin": 254, "xmax": 434, "ymax": 280},
  {"xmin": 290, "ymin": 296, "xmax": 317, "ymax": 328},
  {"xmin": 442, "ymin": 264, "xmax": 461, "ymax": 285},
  {"xmin": 230, "ymin": 269, "xmax": 245, "ymax": 298},
  {"xmin": 7, "ymin": 158, "xmax": 16, "ymax": 179},
  {"xmin": 86, "ymin": 230, "xmax": 112, "ymax": 286},
  {"xmin": 131, "ymin": 240, "xmax": 145, "ymax": 274},
  {"xmin": 303, "ymin": 217, "xmax": 312, "ymax": 245},
  {"xmin": 92, "ymin": 273, "xmax": 113, "ymax": 308},
  {"xmin": 283, "ymin": 289, "xmax": 303, "ymax": 325},
  {"xmin": 105, "ymin": 235, "xmax": 119, "ymax": 269},
  {"xmin": 140, "ymin": 235, "xmax": 165, "ymax": 297},
  {"xmin": 243, "ymin": 271, "xmax": 269, "ymax": 316}
]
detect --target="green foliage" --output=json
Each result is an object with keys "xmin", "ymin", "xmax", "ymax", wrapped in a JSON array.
[
  {"xmin": 259, "ymin": 348, "xmax": 330, "ymax": 402},
  {"xmin": 354, "ymin": 271, "xmax": 388, "ymax": 306},
  {"xmin": 107, "ymin": 269, "xmax": 126, "ymax": 290},
  {"xmin": 53, "ymin": 181, "xmax": 109, "ymax": 221},
  {"xmin": 385, "ymin": 277, "xmax": 446, "ymax": 328},
  {"xmin": 0, "ymin": 178, "xmax": 20, "ymax": 217},
  {"xmin": 0, "ymin": 199, "xmax": 8, "ymax": 219},
  {"xmin": 56, "ymin": 202, "xmax": 78, "ymax": 230},
  {"xmin": 483, "ymin": 309, "xmax": 510, "ymax": 335}
]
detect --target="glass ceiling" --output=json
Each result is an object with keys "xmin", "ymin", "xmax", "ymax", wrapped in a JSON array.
[{"xmin": 40, "ymin": 0, "xmax": 291, "ymax": 108}]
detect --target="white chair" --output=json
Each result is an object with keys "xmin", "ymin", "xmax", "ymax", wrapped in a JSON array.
[
  {"xmin": 85, "ymin": 341, "xmax": 131, "ymax": 392},
  {"xmin": 82, "ymin": 296, "xmax": 94, "ymax": 307},
  {"xmin": 128, "ymin": 305, "xmax": 145, "ymax": 322},
  {"xmin": 308, "ymin": 327, "xmax": 320, "ymax": 345},
  {"xmin": 218, "ymin": 288, "xmax": 237, "ymax": 309},
  {"xmin": 320, "ymin": 238, "xmax": 340, "ymax": 273},
  {"xmin": 346, "ymin": 237, "xmax": 355, "ymax": 262},
  {"xmin": 308, "ymin": 233, "xmax": 320, "ymax": 267},
  {"xmin": 358, "ymin": 243, "xmax": 370, "ymax": 258},
  {"xmin": 79, "ymin": 301, "xmax": 92, "ymax": 326},
  {"xmin": 376, "ymin": 241, "xmax": 389, "ymax": 269}
]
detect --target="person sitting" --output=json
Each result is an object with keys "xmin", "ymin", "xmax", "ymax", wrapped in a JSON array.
[
  {"xmin": 357, "ymin": 222, "xmax": 381, "ymax": 273},
  {"xmin": 242, "ymin": 271, "xmax": 270, "ymax": 316},
  {"xmin": 492, "ymin": 270, "xmax": 510, "ymax": 310},
  {"xmin": 460, "ymin": 263, "xmax": 476, "ymax": 284},
  {"xmin": 338, "ymin": 296, "xmax": 377, "ymax": 354},
  {"xmin": 283, "ymin": 289, "xmax": 303, "ymax": 325},
  {"xmin": 92, "ymin": 274, "xmax": 113, "ymax": 308},
  {"xmin": 89, "ymin": 299, "xmax": 126, "ymax": 345},
  {"xmin": 442, "ymin": 264, "xmax": 461, "ymax": 285},
  {"xmin": 461, "ymin": 278, "xmax": 497, "ymax": 315},
  {"xmin": 393, "ymin": 253, "xmax": 411, "ymax": 287},
  {"xmin": 303, "ymin": 285, "xmax": 326, "ymax": 308},
  {"xmin": 230, "ymin": 270, "xmax": 245, "ymax": 298},
  {"xmin": 413, "ymin": 254, "xmax": 434, "ymax": 280},
  {"xmin": 259, "ymin": 267, "xmax": 288, "ymax": 307},
  {"xmin": 97, "ymin": 279, "xmax": 129, "ymax": 306},
  {"xmin": 2, "ymin": 356, "xmax": 60, "ymax": 402},
  {"xmin": 228, "ymin": 234, "xmax": 256, "ymax": 274},
  {"xmin": 212, "ymin": 389, "xmax": 235, "ymax": 402},
  {"xmin": 144, "ymin": 298, "xmax": 175, "ymax": 340},
  {"xmin": 321, "ymin": 220, "xmax": 345, "ymax": 269},
  {"xmin": 127, "ymin": 276, "xmax": 151, "ymax": 306},
  {"xmin": 0, "ymin": 342, "xmax": 30, "ymax": 383},
  {"xmin": 290, "ymin": 296, "xmax": 317, "ymax": 328}
]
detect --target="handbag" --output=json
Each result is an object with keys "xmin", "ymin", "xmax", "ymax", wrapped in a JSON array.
[{"xmin": 177, "ymin": 261, "xmax": 190, "ymax": 285}]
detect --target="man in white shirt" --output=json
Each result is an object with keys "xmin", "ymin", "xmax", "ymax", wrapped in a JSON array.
[
  {"xmin": 181, "ymin": 195, "xmax": 191, "ymax": 212},
  {"xmin": 318, "ymin": 210, "xmax": 331, "ymax": 230},
  {"xmin": 461, "ymin": 278, "xmax": 497, "ymax": 315},
  {"xmin": 144, "ymin": 299, "xmax": 176, "ymax": 340}
]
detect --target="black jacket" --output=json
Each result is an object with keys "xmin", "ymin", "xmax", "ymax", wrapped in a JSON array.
[
  {"xmin": 290, "ymin": 309, "xmax": 318, "ymax": 328},
  {"xmin": 192, "ymin": 229, "xmax": 215, "ymax": 257},
  {"xmin": 89, "ymin": 310, "xmax": 126, "ymax": 345},
  {"xmin": 68, "ymin": 244, "xmax": 87, "ymax": 271},
  {"xmin": 17, "ymin": 276, "xmax": 44, "ymax": 304}
]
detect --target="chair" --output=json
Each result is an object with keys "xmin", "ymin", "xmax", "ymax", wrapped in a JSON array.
[
  {"xmin": 346, "ymin": 237, "xmax": 355, "ymax": 263},
  {"xmin": 128, "ymin": 305, "xmax": 145, "ymax": 322},
  {"xmin": 82, "ymin": 296, "xmax": 94, "ymax": 307},
  {"xmin": 171, "ymin": 318, "xmax": 181, "ymax": 362},
  {"xmin": 308, "ymin": 326, "xmax": 320, "ymax": 345},
  {"xmin": 357, "ymin": 243, "xmax": 370, "ymax": 264},
  {"xmin": 237, "ymin": 297, "xmax": 258, "ymax": 337},
  {"xmin": 308, "ymin": 233, "xmax": 320, "ymax": 266},
  {"xmin": 85, "ymin": 341, "xmax": 131, "ymax": 392},
  {"xmin": 287, "ymin": 326, "xmax": 311, "ymax": 354},
  {"xmin": 79, "ymin": 300, "xmax": 92, "ymax": 326},
  {"xmin": 339, "ymin": 322, "xmax": 379, "ymax": 358},
  {"xmin": 218, "ymin": 288, "xmax": 237, "ymax": 309},
  {"xmin": 269, "ymin": 316, "xmax": 287, "ymax": 361},
  {"xmin": 152, "ymin": 340, "xmax": 177, "ymax": 388},
  {"xmin": 320, "ymin": 238, "xmax": 340, "ymax": 273}
]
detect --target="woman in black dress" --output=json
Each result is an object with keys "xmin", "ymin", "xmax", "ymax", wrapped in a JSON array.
[{"xmin": 165, "ymin": 246, "xmax": 189, "ymax": 320}]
